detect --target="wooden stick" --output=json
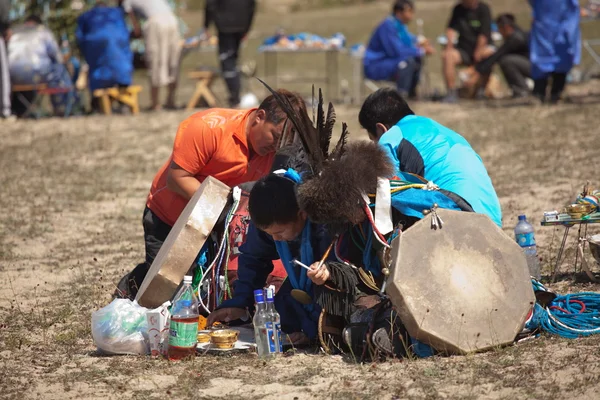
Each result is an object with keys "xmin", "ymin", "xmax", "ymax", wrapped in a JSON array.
[{"xmin": 316, "ymin": 239, "xmax": 336, "ymax": 270}]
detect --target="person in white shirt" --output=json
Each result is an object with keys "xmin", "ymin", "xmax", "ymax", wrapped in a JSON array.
[{"xmin": 120, "ymin": 0, "xmax": 182, "ymax": 110}]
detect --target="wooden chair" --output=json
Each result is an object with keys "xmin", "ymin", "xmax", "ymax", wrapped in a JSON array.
[
  {"xmin": 92, "ymin": 85, "xmax": 142, "ymax": 115},
  {"xmin": 186, "ymin": 69, "xmax": 219, "ymax": 111}
]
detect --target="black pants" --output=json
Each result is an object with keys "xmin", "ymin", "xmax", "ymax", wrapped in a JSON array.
[
  {"xmin": 533, "ymin": 72, "xmax": 567, "ymax": 103},
  {"xmin": 498, "ymin": 54, "xmax": 531, "ymax": 96},
  {"xmin": 218, "ymin": 31, "xmax": 244, "ymax": 107},
  {"xmin": 116, "ymin": 207, "xmax": 172, "ymax": 299},
  {"xmin": 394, "ymin": 57, "xmax": 421, "ymax": 98}
]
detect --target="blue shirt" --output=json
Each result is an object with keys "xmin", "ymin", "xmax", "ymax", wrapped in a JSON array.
[
  {"xmin": 363, "ymin": 16, "xmax": 423, "ymax": 81},
  {"xmin": 379, "ymin": 115, "xmax": 502, "ymax": 227},
  {"xmin": 76, "ymin": 6, "xmax": 133, "ymax": 91}
]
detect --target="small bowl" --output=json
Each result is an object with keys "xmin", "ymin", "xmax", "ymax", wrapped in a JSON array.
[
  {"xmin": 210, "ymin": 329, "xmax": 239, "ymax": 349},
  {"xmin": 197, "ymin": 331, "xmax": 211, "ymax": 343},
  {"xmin": 566, "ymin": 203, "xmax": 593, "ymax": 218}
]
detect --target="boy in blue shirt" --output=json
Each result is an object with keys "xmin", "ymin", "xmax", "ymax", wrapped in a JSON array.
[
  {"xmin": 359, "ymin": 88, "xmax": 502, "ymax": 227},
  {"xmin": 363, "ymin": 0, "xmax": 434, "ymax": 98}
]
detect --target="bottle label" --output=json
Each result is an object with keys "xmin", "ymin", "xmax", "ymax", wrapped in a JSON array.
[
  {"xmin": 265, "ymin": 322, "xmax": 277, "ymax": 353},
  {"xmin": 516, "ymin": 232, "xmax": 536, "ymax": 247},
  {"xmin": 275, "ymin": 322, "xmax": 283, "ymax": 353},
  {"xmin": 168, "ymin": 319, "xmax": 198, "ymax": 348}
]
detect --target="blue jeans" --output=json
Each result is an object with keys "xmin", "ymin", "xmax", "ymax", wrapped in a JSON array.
[{"xmin": 394, "ymin": 57, "xmax": 421, "ymax": 97}]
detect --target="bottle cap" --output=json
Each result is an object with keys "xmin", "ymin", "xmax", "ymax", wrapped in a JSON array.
[
  {"xmin": 254, "ymin": 289, "xmax": 265, "ymax": 303},
  {"xmin": 266, "ymin": 287, "xmax": 275, "ymax": 301},
  {"xmin": 518, "ymin": 215, "xmax": 526, "ymax": 221},
  {"xmin": 183, "ymin": 275, "xmax": 192, "ymax": 283}
]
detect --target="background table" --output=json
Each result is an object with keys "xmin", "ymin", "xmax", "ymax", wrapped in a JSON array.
[
  {"xmin": 260, "ymin": 47, "xmax": 342, "ymax": 101},
  {"xmin": 541, "ymin": 212, "xmax": 600, "ymax": 281}
]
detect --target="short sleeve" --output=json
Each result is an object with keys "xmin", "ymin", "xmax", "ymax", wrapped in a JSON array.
[
  {"xmin": 479, "ymin": 4, "xmax": 492, "ymax": 37},
  {"xmin": 171, "ymin": 117, "xmax": 218, "ymax": 175},
  {"xmin": 447, "ymin": 5, "xmax": 460, "ymax": 30}
]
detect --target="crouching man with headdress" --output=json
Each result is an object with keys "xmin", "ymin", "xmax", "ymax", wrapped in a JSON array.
[
  {"xmin": 254, "ymin": 82, "xmax": 478, "ymax": 360},
  {"xmin": 206, "ymin": 155, "xmax": 337, "ymax": 345}
]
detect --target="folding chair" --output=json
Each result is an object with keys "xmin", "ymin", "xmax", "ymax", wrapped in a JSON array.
[{"xmin": 11, "ymin": 83, "xmax": 49, "ymax": 119}]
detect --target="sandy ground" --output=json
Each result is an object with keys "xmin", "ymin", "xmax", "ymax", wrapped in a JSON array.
[
  {"xmin": 2, "ymin": 1, "xmax": 600, "ymax": 399},
  {"xmin": 2, "ymin": 89, "xmax": 600, "ymax": 399}
]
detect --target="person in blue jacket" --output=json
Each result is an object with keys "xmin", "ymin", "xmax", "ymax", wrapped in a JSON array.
[
  {"xmin": 528, "ymin": 0, "xmax": 581, "ymax": 104},
  {"xmin": 363, "ymin": 0, "xmax": 434, "ymax": 98},
  {"xmin": 76, "ymin": 2, "xmax": 133, "ymax": 109},
  {"xmin": 207, "ymin": 170, "xmax": 335, "ymax": 345},
  {"xmin": 358, "ymin": 88, "xmax": 502, "ymax": 227}
]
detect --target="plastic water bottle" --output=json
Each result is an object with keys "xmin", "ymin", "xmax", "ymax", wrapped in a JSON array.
[
  {"xmin": 253, "ymin": 289, "xmax": 275, "ymax": 358},
  {"xmin": 265, "ymin": 286, "xmax": 282, "ymax": 354},
  {"xmin": 168, "ymin": 276, "xmax": 199, "ymax": 360},
  {"xmin": 514, "ymin": 215, "xmax": 541, "ymax": 280}
]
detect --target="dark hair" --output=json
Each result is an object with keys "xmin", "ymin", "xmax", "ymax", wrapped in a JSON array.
[
  {"xmin": 25, "ymin": 15, "xmax": 43, "ymax": 25},
  {"xmin": 248, "ymin": 174, "xmax": 300, "ymax": 228},
  {"xmin": 358, "ymin": 88, "xmax": 414, "ymax": 137},
  {"xmin": 496, "ymin": 13, "xmax": 516, "ymax": 28},
  {"xmin": 393, "ymin": 0, "xmax": 414, "ymax": 13},
  {"xmin": 258, "ymin": 89, "xmax": 306, "ymax": 125}
]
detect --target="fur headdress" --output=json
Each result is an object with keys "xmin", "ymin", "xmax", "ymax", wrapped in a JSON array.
[{"xmin": 258, "ymin": 79, "xmax": 394, "ymax": 231}]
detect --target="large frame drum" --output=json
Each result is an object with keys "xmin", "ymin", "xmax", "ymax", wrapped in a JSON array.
[{"xmin": 386, "ymin": 209, "xmax": 535, "ymax": 354}]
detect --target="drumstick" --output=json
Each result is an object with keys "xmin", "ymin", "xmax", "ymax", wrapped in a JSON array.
[{"xmin": 316, "ymin": 239, "xmax": 336, "ymax": 270}]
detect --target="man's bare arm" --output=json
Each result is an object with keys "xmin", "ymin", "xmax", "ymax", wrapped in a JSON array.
[
  {"xmin": 166, "ymin": 161, "xmax": 201, "ymax": 200},
  {"xmin": 128, "ymin": 11, "xmax": 142, "ymax": 38},
  {"xmin": 473, "ymin": 34, "xmax": 488, "ymax": 63}
]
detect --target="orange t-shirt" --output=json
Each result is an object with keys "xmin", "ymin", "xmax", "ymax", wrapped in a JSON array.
[{"xmin": 147, "ymin": 108, "xmax": 274, "ymax": 226}]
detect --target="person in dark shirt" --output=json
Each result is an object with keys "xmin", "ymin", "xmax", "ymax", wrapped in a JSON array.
[
  {"xmin": 442, "ymin": 0, "xmax": 494, "ymax": 102},
  {"xmin": 205, "ymin": 0, "xmax": 256, "ymax": 107},
  {"xmin": 475, "ymin": 14, "xmax": 530, "ymax": 98}
]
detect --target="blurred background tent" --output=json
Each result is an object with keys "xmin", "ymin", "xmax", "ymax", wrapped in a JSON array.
[{"xmin": 9, "ymin": 0, "xmax": 191, "ymax": 69}]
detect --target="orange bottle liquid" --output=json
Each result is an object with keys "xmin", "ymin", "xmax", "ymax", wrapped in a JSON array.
[{"xmin": 167, "ymin": 316, "xmax": 198, "ymax": 361}]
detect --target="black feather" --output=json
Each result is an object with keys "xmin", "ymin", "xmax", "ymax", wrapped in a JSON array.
[
  {"xmin": 312, "ymin": 85, "xmax": 316, "ymax": 124},
  {"xmin": 256, "ymin": 78, "xmax": 322, "ymax": 173},
  {"xmin": 330, "ymin": 122, "xmax": 349, "ymax": 161},
  {"xmin": 321, "ymin": 102, "xmax": 335, "ymax": 158},
  {"xmin": 316, "ymin": 89, "xmax": 325, "ymax": 145}
]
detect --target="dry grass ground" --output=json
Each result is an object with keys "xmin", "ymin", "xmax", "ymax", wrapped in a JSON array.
[{"xmin": 2, "ymin": 1, "xmax": 600, "ymax": 399}]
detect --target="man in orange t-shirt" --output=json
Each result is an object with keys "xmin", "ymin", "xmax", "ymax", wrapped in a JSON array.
[{"xmin": 118, "ymin": 90, "xmax": 306, "ymax": 298}]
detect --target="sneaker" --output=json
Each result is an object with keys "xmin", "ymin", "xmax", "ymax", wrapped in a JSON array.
[{"xmin": 441, "ymin": 92, "xmax": 458, "ymax": 103}]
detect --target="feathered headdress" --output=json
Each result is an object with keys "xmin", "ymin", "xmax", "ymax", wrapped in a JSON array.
[{"xmin": 258, "ymin": 79, "xmax": 394, "ymax": 232}]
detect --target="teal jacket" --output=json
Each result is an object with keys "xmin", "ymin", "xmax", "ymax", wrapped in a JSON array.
[{"xmin": 379, "ymin": 115, "xmax": 502, "ymax": 227}]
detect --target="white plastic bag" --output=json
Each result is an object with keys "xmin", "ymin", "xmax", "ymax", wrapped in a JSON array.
[{"xmin": 91, "ymin": 298, "xmax": 149, "ymax": 355}]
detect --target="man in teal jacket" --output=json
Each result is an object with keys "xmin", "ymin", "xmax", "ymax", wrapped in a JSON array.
[{"xmin": 359, "ymin": 88, "xmax": 502, "ymax": 227}]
